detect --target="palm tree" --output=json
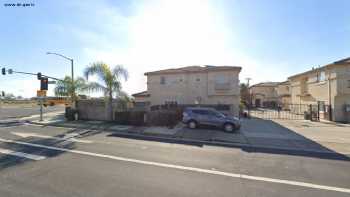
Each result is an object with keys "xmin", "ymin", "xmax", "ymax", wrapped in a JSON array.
[
  {"xmin": 84, "ymin": 61, "xmax": 128, "ymax": 120},
  {"xmin": 115, "ymin": 91, "xmax": 133, "ymax": 112},
  {"xmin": 54, "ymin": 76, "xmax": 88, "ymax": 99}
]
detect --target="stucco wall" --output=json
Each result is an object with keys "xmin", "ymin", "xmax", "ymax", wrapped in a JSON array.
[
  {"xmin": 76, "ymin": 99, "xmax": 121, "ymax": 121},
  {"xmin": 146, "ymin": 69, "xmax": 240, "ymax": 115},
  {"xmin": 334, "ymin": 95, "xmax": 350, "ymax": 122},
  {"xmin": 289, "ymin": 64, "xmax": 350, "ymax": 122},
  {"xmin": 276, "ymin": 83, "xmax": 290, "ymax": 96},
  {"xmin": 250, "ymin": 86, "xmax": 278, "ymax": 106},
  {"xmin": 76, "ymin": 100, "xmax": 109, "ymax": 120}
]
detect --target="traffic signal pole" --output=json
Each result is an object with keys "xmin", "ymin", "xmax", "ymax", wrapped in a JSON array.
[
  {"xmin": 1, "ymin": 67, "xmax": 63, "ymax": 122},
  {"xmin": 39, "ymin": 97, "xmax": 43, "ymax": 121},
  {"xmin": 1, "ymin": 68, "xmax": 63, "ymax": 82}
]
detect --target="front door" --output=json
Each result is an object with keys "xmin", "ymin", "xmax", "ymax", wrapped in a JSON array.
[{"xmin": 255, "ymin": 99, "xmax": 261, "ymax": 107}]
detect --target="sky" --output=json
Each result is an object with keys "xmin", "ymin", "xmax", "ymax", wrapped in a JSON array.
[{"xmin": 0, "ymin": 0, "xmax": 349, "ymax": 98}]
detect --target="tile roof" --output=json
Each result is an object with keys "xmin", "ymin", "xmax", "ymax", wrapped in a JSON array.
[
  {"xmin": 288, "ymin": 57, "xmax": 350, "ymax": 79},
  {"xmin": 144, "ymin": 65, "xmax": 241, "ymax": 75},
  {"xmin": 250, "ymin": 82, "xmax": 280, "ymax": 88},
  {"xmin": 132, "ymin": 91, "xmax": 150, "ymax": 97}
]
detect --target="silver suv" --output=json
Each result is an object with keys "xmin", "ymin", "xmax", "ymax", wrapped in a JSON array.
[{"xmin": 182, "ymin": 107, "xmax": 241, "ymax": 132}]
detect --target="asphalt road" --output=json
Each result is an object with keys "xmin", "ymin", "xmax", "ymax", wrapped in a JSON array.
[
  {"xmin": 0, "ymin": 105, "xmax": 65, "ymax": 119},
  {"xmin": 0, "ymin": 124, "xmax": 349, "ymax": 196}
]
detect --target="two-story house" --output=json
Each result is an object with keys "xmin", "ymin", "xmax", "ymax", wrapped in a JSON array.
[
  {"xmin": 288, "ymin": 57, "xmax": 350, "ymax": 122},
  {"xmin": 132, "ymin": 65, "xmax": 241, "ymax": 115},
  {"xmin": 249, "ymin": 82, "xmax": 280, "ymax": 108},
  {"xmin": 276, "ymin": 81, "xmax": 291, "ymax": 106}
]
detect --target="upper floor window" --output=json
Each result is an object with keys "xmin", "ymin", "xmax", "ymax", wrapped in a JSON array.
[
  {"xmin": 317, "ymin": 71, "xmax": 326, "ymax": 82},
  {"xmin": 196, "ymin": 78, "xmax": 200, "ymax": 82},
  {"xmin": 160, "ymin": 76, "xmax": 166, "ymax": 85},
  {"xmin": 215, "ymin": 76, "xmax": 229, "ymax": 84},
  {"xmin": 215, "ymin": 76, "xmax": 230, "ymax": 90}
]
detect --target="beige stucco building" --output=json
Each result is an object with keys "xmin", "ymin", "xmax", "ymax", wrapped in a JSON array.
[
  {"xmin": 133, "ymin": 65, "xmax": 242, "ymax": 115},
  {"xmin": 276, "ymin": 81, "xmax": 291, "ymax": 105},
  {"xmin": 249, "ymin": 82, "xmax": 280, "ymax": 107},
  {"xmin": 288, "ymin": 57, "xmax": 350, "ymax": 122}
]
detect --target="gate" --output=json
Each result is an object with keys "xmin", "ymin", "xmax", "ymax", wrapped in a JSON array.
[
  {"xmin": 249, "ymin": 103, "xmax": 332, "ymax": 121},
  {"xmin": 249, "ymin": 103, "xmax": 316, "ymax": 120}
]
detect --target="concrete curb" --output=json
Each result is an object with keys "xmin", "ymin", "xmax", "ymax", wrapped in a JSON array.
[{"xmin": 26, "ymin": 120, "xmax": 349, "ymax": 158}]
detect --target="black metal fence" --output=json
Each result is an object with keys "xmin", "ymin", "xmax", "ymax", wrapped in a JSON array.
[
  {"xmin": 248, "ymin": 103, "xmax": 332, "ymax": 121},
  {"xmin": 150, "ymin": 104, "xmax": 231, "ymax": 111}
]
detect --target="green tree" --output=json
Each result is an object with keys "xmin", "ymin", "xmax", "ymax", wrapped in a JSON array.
[
  {"xmin": 54, "ymin": 76, "xmax": 88, "ymax": 99},
  {"xmin": 4, "ymin": 93, "xmax": 15, "ymax": 100},
  {"xmin": 240, "ymin": 83, "xmax": 250, "ymax": 106},
  {"xmin": 84, "ymin": 62, "xmax": 128, "ymax": 120},
  {"xmin": 115, "ymin": 92, "xmax": 133, "ymax": 112}
]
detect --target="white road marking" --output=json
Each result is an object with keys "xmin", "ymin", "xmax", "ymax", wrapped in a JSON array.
[
  {"xmin": 0, "ymin": 137, "xmax": 349, "ymax": 194},
  {"xmin": 18, "ymin": 111, "xmax": 65, "ymax": 121},
  {"xmin": 108, "ymin": 125, "xmax": 132, "ymax": 130},
  {"xmin": 11, "ymin": 132, "xmax": 92, "ymax": 144},
  {"xmin": 0, "ymin": 148, "xmax": 46, "ymax": 160}
]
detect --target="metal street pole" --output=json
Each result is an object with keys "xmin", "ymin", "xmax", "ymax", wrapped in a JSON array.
[
  {"xmin": 46, "ymin": 52, "xmax": 75, "ymax": 107},
  {"xmin": 71, "ymin": 58, "xmax": 75, "ymax": 106},
  {"xmin": 246, "ymin": 77, "xmax": 252, "ymax": 118},
  {"xmin": 39, "ymin": 97, "xmax": 43, "ymax": 121}
]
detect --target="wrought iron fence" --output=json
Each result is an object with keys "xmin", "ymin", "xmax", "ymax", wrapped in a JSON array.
[{"xmin": 248, "ymin": 103, "xmax": 332, "ymax": 121}]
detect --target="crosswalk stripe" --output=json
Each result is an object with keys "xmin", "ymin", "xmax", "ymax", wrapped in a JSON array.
[{"xmin": 0, "ymin": 148, "xmax": 46, "ymax": 160}]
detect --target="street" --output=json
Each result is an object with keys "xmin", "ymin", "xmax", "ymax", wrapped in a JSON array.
[
  {"xmin": 0, "ymin": 105, "xmax": 64, "ymax": 119},
  {"xmin": 0, "ymin": 123, "xmax": 349, "ymax": 197},
  {"xmin": 1, "ymin": 1, "xmax": 349, "ymax": 196}
]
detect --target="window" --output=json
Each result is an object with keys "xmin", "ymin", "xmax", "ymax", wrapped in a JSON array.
[
  {"xmin": 215, "ymin": 76, "xmax": 227, "ymax": 84},
  {"xmin": 317, "ymin": 71, "xmax": 326, "ymax": 82},
  {"xmin": 348, "ymin": 80, "xmax": 350, "ymax": 88},
  {"xmin": 196, "ymin": 78, "xmax": 200, "ymax": 82},
  {"xmin": 318, "ymin": 101, "xmax": 325, "ymax": 112},
  {"xmin": 215, "ymin": 76, "xmax": 230, "ymax": 90},
  {"xmin": 192, "ymin": 109, "xmax": 209, "ymax": 115},
  {"xmin": 160, "ymin": 76, "xmax": 166, "ymax": 84}
]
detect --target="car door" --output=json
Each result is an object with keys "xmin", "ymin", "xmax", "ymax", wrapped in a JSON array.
[
  {"xmin": 206, "ymin": 110, "xmax": 223, "ymax": 127},
  {"xmin": 192, "ymin": 109, "xmax": 211, "ymax": 125}
]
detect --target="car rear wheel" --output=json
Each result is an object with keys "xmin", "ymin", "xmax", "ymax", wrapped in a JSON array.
[
  {"xmin": 224, "ymin": 123, "xmax": 235, "ymax": 132},
  {"xmin": 188, "ymin": 120, "xmax": 197, "ymax": 129}
]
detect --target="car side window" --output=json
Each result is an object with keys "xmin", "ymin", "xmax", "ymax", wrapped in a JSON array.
[
  {"xmin": 192, "ymin": 110, "xmax": 208, "ymax": 115},
  {"xmin": 206, "ymin": 110, "xmax": 215, "ymax": 116}
]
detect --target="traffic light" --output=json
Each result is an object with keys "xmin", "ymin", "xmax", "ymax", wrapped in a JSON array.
[
  {"xmin": 37, "ymin": 72, "xmax": 42, "ymax": 80},
  {"xmin": 40, "ymin": 77, "xmax": 48, "ymax": 90},
  {"xmin": 1, "ymin": 68, "xmax": 5, "ymax": 75}
]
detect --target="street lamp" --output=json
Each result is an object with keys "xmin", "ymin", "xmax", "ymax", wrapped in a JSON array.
[{"xmin": 46, "ymin": 52, "xmax": 75, "ymax": 107}]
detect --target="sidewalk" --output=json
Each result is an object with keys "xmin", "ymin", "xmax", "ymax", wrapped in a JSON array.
[{"xmin": 27, "ymin": 114, "xmax": 350, "ymax": 156}]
